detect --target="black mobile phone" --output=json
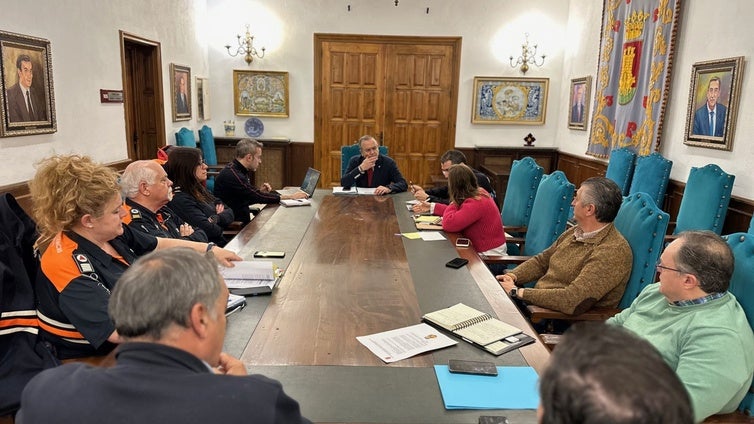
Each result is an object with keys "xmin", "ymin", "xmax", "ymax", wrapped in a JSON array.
[
  {"xmin": 445, "ymin": 257, "xmax": 469, "ymax": 269},
  {"xmin": 448, "ymin": 359, "xmax": 498, "ymax": 376},
  {"xmin": 455, "ymin": 237, "xmax": 471, "ymax": 247},
  {"xmin": 479, "ymin": 416, "xmax": 509, "ymax": 424},
  {"xmin": 253, "ymin": 251, "xmax": 286, "ymax": 258}
]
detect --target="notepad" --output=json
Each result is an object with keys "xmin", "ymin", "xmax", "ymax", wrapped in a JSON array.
[
  {"xmin": 220, "ymin": 261, "xmax": 282, "ymax": 296},
  {"xmin": 423, "ymin": 303, "xmax": 525, "ymax": 355},
  {"xmin": 280, "ymin": 198, "xmax": 312, "ymax": 207},
  {"xmin": 434, "ymin": 365, "xmax": 539, "ymax": 409}
]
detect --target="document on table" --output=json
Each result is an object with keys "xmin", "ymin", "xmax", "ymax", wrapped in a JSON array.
[
  {"xmin": 357, "ymin": 323, "xmax": 457, "ymax": 363},
  {"xmin": 420, "ymin": 231, "xmax": 446, "ymax": 241}
]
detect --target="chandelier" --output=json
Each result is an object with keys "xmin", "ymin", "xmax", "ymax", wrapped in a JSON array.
[
  {"xmin": 225, "ymin": 25, "xmax": 266, "ymax": 66},
  {"xmin": 509, "ymin": 33, "xmax": 545, "ymax": 75}
]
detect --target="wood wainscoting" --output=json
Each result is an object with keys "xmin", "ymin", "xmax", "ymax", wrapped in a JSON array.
[{"xmin": 557, "ymin": 152, "xmax": 754, "ymax": 235}]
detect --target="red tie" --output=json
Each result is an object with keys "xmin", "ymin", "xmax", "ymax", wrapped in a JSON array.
[{"xmin": 367, "ymin": 168, "xmax": 374, "ymax": 187}]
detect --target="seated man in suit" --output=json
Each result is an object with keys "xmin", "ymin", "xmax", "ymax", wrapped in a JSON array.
[
  {"xmin": 539, "ymin": 322, "xmax": 693, "ymax": 424},
  {"xmin": 608, "ymin": 231, "xmax": 754, "ymax": 422},
  {"xmin": 120, "ymin": 160, "xmax": 208, "ymax": 242},
  {"xmin": 214, "ymin": 138, "xmax": 307, "ymax": 224},
  {"xmin": 17, "ymin": 248, "xmax": 312, "ymax": 424},
  {"xmin": 409, "ymin": 149, "xmax": 494, "ymax": 215},
  {"xmin": 340, "ymin": 135, "xmax": 407, "ymax": 195},
  {"xmin": 497, "ymin": 177, "xmax": 632, "ymax": 316}
]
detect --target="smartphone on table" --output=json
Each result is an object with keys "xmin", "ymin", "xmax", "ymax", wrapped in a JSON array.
[{"xmin": 448, "ymin": 359, "xmax": 498, "ymax": 376}]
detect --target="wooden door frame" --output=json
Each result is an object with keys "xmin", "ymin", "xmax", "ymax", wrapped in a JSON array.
[
  {"xmin": 119, "ymin": 31, "xmax": 165, "ymax": 160},
  {"xmin": 313, "ymin": 33, "xmax": 462, "ymax": 177}
]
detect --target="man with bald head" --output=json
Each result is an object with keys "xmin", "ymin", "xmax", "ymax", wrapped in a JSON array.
[{"xmin": 120, "ymin": 160, "xmax": 208, "ymax": 242}]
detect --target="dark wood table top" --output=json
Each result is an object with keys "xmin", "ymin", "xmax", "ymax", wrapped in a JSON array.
[{"xmin": 223, "ymin": 190, "xmax": 549, "ymax": 423}]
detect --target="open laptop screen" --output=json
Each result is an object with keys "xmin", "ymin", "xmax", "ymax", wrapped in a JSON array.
[{"xmin": 299, "ymin": 168, "xmax": 321, "ymax": 197}]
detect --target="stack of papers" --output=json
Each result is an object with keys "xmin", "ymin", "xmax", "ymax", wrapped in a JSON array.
[
  {"xmin": 333, "ymin": 187, "xmax": 378, "ymax": 196},
  {"xmin": 356, "ymin": 323, "xmax": 457, "ymax": 363},
  {"xmin": 280, "ymin": 198, "xmax": 311, "ymax": 207},
  {"xmin": 219, "ymin": 261, "xmax": 281, "ymax": 295}
]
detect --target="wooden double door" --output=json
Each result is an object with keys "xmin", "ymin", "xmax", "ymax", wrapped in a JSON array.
[{"xmin": 314, "ymin": 34, "xmax": 462, "ymax": 188}]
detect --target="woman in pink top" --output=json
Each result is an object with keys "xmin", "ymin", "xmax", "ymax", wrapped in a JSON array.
[{"xmin": 439, "ymin": 164, "xmax": 507, "ymax": 255}]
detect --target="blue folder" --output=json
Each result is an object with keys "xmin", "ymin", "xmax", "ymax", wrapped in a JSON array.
[{"xmin": 434, "ymin": 365, "xmax": 539, "ymax": 409}]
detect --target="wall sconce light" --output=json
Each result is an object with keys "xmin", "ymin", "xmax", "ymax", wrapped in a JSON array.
[
  {"xmin": 225, "ymin": 24, "xmax": 266, "ymax": 66},
  {"xmin": 509, "ymin": 33, "xmax": 545, "ymax": 75}
]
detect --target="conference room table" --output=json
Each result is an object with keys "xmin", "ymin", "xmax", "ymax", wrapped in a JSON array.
[{"xmin": 222, "ymin": 189, "xmax": 550, "ymax": 423}]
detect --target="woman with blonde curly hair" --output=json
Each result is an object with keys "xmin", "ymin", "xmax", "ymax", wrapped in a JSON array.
[{"xmin": 30, "ymin": 154, "xmax": 240, "ymax": 359}]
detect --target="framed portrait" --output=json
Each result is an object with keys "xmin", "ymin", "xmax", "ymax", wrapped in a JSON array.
[
  {"xmin": 568, "ymin": 76, "xmax": 591, "ymax": 130},
  {"xmin": 196, "ymin": 76, "xmax": 210, "ymax": 121},
  {"xmin": 684, "ymin": 56, "xmax": 744, "ymax": 151},
  {"xmin": 471, "ymin": 77, "xmax": 548, "ymax": 125},
  {"xmin": 0, "ymin": 30, "xmax": 56, "ymax": 137},
  {"xmin": 170, "ymin": 63, "xmax": 191, "ymax": 122},
  {"xmin": 233, "ymin": 70, "xmax": 289, "ymax": 117}
]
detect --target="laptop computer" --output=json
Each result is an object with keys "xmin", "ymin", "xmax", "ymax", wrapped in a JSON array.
[{"xmin": 276, "ymin": 167, "xmax": 321, "ymax": 197}]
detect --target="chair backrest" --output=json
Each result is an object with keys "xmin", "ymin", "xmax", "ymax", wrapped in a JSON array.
[
  {"xmin": 523, "ymin": 171, "xmax": 575, "ymax": 256},
  {"xmin": 722, "ymin": 232, "xmax": 754, "ymax": 413},
  {"xmin": 613, "ymin": 192, "xmax": 670, "ymax": 308},
  {"xmin": 673, "ymin": 164, "xmax": 735, "ymax": 235},
  {"xmin": 198, "ymin": 125, "xmax": 218, "ymax": 166},
  {"xmin": 502, "ymin": 157, "xmax": 544, "ymax": 229},
  {"xmin": 340, "ymin": 143, "xmax": 389, "ymax": 177},
  {"xmin": 749, "ymin": 216, "xmax": 754, "ymax": 234},
  {"xmin": 605, "ymin": 147, "xmax": 637, "ymax": 196},
  {"xmin": 175, "ymin": 127, "xmax": 196, "ymax": 147},
  {"xmin": 628, "ymin": 152, "xmax": 672, "ymax": 207}
]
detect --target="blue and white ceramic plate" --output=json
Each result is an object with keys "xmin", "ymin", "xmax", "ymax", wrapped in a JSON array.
[{"xmin": 245, "ymin": 117, "xmax": 264, "ymax": 137}]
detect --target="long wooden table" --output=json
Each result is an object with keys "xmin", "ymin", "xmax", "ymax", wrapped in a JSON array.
[{"xmin": 223, "ymin": 190, "xmax": 549, "ymax": 423}]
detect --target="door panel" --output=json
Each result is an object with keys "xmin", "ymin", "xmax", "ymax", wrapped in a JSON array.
[{"xmin": 315, "ymin": 35, "xmax": 460, "ymax": 188}]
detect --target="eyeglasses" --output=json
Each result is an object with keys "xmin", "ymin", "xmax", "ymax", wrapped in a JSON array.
[
  {"xmin": 441, "ymin": 166, "xmax": 452, "ymax": 174},
  {"xmin": 655, "ymin": 262, "xmax": 685, "ymax": 274},
  {"xmin": 197, "ymin": 158, "xmax": 206, "ymax": 166}
]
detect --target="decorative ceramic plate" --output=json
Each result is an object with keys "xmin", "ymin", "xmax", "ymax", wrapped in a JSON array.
[{"xmin": 244, "ymin": 117, "xmax": 264, "ymax": 137}]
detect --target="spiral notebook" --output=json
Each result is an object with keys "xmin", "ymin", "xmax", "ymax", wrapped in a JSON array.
[{"xmin": 422, "ymin": 303, "xmax": 531, "ymax": 355}]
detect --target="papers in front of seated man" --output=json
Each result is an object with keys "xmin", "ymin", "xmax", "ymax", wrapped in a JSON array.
[
  {"xmin": 220, "ymin": 261, "xmax": 282, "ymax": 296},
  {"xmin": 280, "ymin": 198, "xmax": 312, "ymax": 207},
  {"xmin": 356, "ymin": 323, "xmax": 457, "ymax": 363},
  {"xmin": 333, "ymin": 186, "xmax": 378, "ymax": 195}
]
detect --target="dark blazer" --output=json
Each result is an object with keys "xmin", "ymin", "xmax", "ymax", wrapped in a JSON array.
[
  {"xmin": 426, "ymin": 167, "xmax": 495, "ymax": 205},
  {"xmin": 214, "ymin": 159, "xmax": 281, "ymax": 224},
  {"xmin": 5, "ymin": 83, "xmax": 47, "ymax": 122},
  {"xmin": 167, "ymin": 190, "xmax": 234, "ymax": 246},
  {"xmin": 176, "ymin": 92, "xmax": 189, "ymax": 114},
  {"xmin": 692, "ymin": 103, "xmax": 727, "ymax": 137},
  {"xmin": 571, "ymin": 103, "xmax": 585, "ymax": 123},
  {"xmin": 17, "ymin": 342, "xmax": 312, "ymax": 424},
  {"xmin": 340, "ymin": 155, "xmax": 407, "ymax": 192}
]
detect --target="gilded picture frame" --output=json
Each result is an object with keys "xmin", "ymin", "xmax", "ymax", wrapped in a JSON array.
[
  {"xmin": 568, "ymin": 76, "xmax": 591, "ymax": 131},
  {"xmin": 684, "ymin": 56, "xmax": 744, "ymax": 151},
  {"xmin": 0, "ymin": 30, "xmax": 57, "ymax": 137},
  {"xmin": 471, "ymin": 76, "xmax": 549, "ymax": 125},
  {"xmin": 170, "ymin": 63, "xmax": 191, "ymax": 122},
  {"xmin": 233, "ymin": 70, "xmax": 289, "ymax": 117}
]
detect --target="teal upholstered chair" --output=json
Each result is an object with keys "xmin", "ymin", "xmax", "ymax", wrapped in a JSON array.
[
  {"xmin": 671, "ymin": 164, "xmax": 734, "ymax": 236},
  {"xmin": 604, "ymin": 148, "xmax": 637, "ymax": 196},
  {"xmin": 628, "ymin": 152, "xmax": 672, "ymax": 208},
  {"xmin": 484, "ymin": 171, "xmax": 575, "ymax": 274},
  {"xmin": 723, "ymin": 233, "xmax": 754, "ymax": 415},
  {"xmin": 749, "ymin": 217, "xmax": 754, "ymax": 234},
  {"xmin": 175, "ymin": 127, "xmax": 196, "ymax": 147},
  {"xmin": 198, "ymin": 125, "xmax": 221, "ymax": 192},
  {"xmin": 502, "ymin": 157, "xmax": 544, "ymax": 232},
  {"xmin": 525, "ymin": 192, "xmax": 669, "ymax": 326},
  {"xmin": 340, "ymin": 143, "xmax": 389, "ymax": 178}
]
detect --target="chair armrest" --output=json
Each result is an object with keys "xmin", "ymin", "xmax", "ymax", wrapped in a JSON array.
[
  {"xmin": 480, "ymin": 254, "xmax": 531, "ymax": 265},
  {"xmin": 526, "ymin": 304, "xmax": 621, "ymax": 323},
  {"xmin": 503, "ymin": 225, "xmax": 527, "ymax": 233},
  {"xmin": 664, "ymin": 234, "xmax": 678, "ymax": 243}
]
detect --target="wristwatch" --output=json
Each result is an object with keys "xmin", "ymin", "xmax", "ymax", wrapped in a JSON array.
[
  {"xmin": 509, "ymin": 287, "xmax": 518, "ymax": 299},
  {"xmin": 205, "ymin": 242, "xmax": 216, "ymax": 252}
]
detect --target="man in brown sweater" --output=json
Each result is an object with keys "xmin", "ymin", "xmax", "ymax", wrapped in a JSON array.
[{"xmin": 497, "ymin": 177, "xmax": 632, "ymax": 315}]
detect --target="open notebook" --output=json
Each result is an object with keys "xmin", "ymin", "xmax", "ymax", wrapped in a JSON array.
[{"xmin": 277, "ymin": 167, "xmax": 321, "ymax": 197}]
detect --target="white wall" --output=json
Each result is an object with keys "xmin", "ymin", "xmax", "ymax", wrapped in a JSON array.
[
  {"xmin": 205, "ymin": 0, "xmax": 570, "ymax": 146},
  {"xmin": 0, "ymin": 0, "xmax": 208, "ymax": 186}
]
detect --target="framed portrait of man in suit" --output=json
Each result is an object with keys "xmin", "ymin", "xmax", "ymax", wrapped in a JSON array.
[
  {"xmin": 170, "ymin": 63, "xmax": 192, "ymax": 122},
  {"xmin": 684, "ymin": 56, "xmax": 744, "ymax": 151},
  {"xmin": 0, "ymin": 30, "xmax": 57, "ymax": 137},
  {"xmin": 568, "ymin": 76, "xmax": 591, "ymax": 130}
]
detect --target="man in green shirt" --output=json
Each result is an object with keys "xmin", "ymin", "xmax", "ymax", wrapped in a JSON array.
[{"xmin": 609, "ymin": 231, "xmax": 754, "ymax": 422}]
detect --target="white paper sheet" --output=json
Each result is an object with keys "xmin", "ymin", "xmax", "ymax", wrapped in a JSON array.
[{"xmin": 356, "ymin": 323, "xmax": 457, "ymax": 363}]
